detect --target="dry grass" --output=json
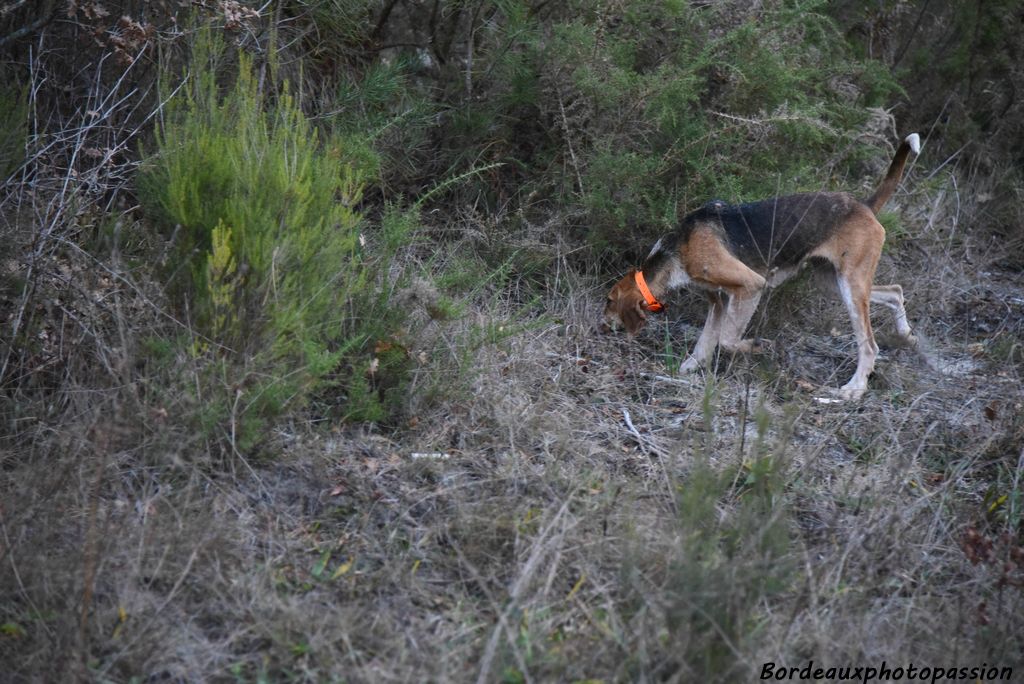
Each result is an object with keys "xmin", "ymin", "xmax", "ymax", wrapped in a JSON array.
[
  {"xmin": 3, "ymin": 172, "xmax": 1023, "ymax": 682},
  {"xmin": 2, "ymin": 12, "xmax": 1023, "ymax": 679}
]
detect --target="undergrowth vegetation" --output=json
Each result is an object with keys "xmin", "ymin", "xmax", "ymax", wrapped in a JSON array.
[
  {"xmin": 529, "ymin": 0, "xmax": 898, "ymax": 247},
  {"xmin": 305, "ymin": 0, "xmax": 902, "ymax": 254},
  {"xmin": 1, "ymin": 0, "xmax": 1022, "ymax": 681},
  {"xmin": 0, "ymin": 76, "xmax": 25, "ymax": 179},
  {"xmin": 140, "ymin": 31, "xmax": 401, "ymax": 442}
]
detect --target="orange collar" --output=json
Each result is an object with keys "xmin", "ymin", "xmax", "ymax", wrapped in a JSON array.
[{"xmin": 634, "ymin": 270, "xmax": 664, "ymax": 312}]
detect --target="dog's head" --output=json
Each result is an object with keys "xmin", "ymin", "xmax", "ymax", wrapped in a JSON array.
[{"xmin": 602, "ymin": 269, "xmax": 651, "ymax": 334}]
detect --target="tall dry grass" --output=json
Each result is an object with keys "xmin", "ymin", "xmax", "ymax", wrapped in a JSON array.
[{"xmin": 1, "ymin": 2, "xmax": 1022, "ymax": 682}]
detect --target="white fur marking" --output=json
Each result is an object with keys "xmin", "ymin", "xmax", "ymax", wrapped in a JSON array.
[
  {"xmin": 646, "ymin": 237, "xmax": 664, "ymax": 261},
  {"xmin": 765, "ymin": 266, "xmax": 796, "ymax": 288},
  {"xmin": 905, "ymin": 133, "xmax": 921, "ymax": 155},
  {"xmin": 838, "ymin": 278, "xmax": 856, "ymax": 316},
  {"xmin": 665, "ymin": 260, "xmax": 691, "ymax": 289}
]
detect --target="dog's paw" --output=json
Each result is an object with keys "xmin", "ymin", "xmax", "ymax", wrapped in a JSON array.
[
  {"xmin": 723, "ymin": 338, "xmax": 772, "ymax": 355},
  {"xmin": 814, "ymin": 384, "xmax": 866, "ymax": 404},
  {"xmin": 678, "ymin": 357, "xmax": 701, "ymax": 374}
]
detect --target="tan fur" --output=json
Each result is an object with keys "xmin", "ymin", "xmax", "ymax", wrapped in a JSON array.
[
  {"xmin": 604, "ymin": 269, "xmax": 649, "ymax": 334},
  {"xmin": 683, "ymin": 228, "xmax": 767, "ymax": 294},
  {"xmin": 805, "ymin": 206, "xmax": 895, "ymax": 398}
]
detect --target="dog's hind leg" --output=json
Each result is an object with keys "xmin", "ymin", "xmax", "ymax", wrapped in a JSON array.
[
  {"xmin": 809, "ymin": 207, "xmax": 887, "ymax": 401},
  {"xmin": 870, "ymin": 284, "xmax": 915, "ymax": 344},
  {"xmin": 836, "ymin": 272, "xmax": 878, "ymax": 400}
]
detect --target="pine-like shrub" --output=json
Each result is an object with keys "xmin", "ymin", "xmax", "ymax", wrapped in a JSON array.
[
  {"xmin": 139, "ymin": 30, "xmax": 403, "ymax": 446},
  {"xmin": 529, "ymin": 0, "xmax": 900, "ymax": 249}
]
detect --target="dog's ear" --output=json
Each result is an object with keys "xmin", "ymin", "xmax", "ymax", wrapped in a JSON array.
[{"xmin": 621, "ymin": 295, "xmax": 648, "ymax": 334}]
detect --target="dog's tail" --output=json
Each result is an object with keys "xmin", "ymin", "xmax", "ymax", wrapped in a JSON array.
[{"xmin": 865, "ymin": 133, "xmax": 921, "ymax": 214}]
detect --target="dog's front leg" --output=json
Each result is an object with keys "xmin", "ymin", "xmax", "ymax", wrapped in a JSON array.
[{"xmin": 680, "ymin": 292, "xmax": 725, "ymax": 373}]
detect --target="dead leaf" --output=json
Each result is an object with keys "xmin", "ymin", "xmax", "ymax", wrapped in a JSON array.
[{"xmin": 330, "ymin": 558, "xmax": 354, "ymax": 579}]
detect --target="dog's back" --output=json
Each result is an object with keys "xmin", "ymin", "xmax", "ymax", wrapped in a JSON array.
[{"xmin": 685, "ymin": 192, "xmax": 861, "ymax": 272}]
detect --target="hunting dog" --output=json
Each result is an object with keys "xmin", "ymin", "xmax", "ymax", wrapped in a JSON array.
[{"xmin": 603, "ymin": 133, "xmax": 921, "ymax": 400}]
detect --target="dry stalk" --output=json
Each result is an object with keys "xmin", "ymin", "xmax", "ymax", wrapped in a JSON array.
[{"xmin": 476, "ymin": 497, "xmax": 573, "ymax": 684}]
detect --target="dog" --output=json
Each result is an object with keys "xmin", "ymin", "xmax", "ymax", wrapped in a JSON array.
[{"xmin": 603, "ymin": 133, "xmax": 921, "ymax": 400}]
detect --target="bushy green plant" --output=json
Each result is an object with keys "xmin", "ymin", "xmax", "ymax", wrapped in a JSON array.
[
  {"xmin": 333, "ymin": 0, "xmax": 897, "ymax": 255},
  {"xmin": 139, "ymin": 29, "xmax": 405, "ymax": 446},
  {"xmin": 531, "ymin": 0, "xmax": 899, "ymax": 249},
  {"xmin": 284, "ymin": 0, "xmax": 901, "ymax": 260}
]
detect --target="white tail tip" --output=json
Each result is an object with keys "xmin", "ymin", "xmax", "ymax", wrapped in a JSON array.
[{"xmin": 905, "ymin": 133, "xmax": 921, "ymax": 155}]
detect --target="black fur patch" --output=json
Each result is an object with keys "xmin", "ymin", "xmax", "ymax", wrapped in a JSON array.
[
  {"xmin": 687, "ymin": 192, "xmax": 858, "ymax": 271},
  {"xmin": 640, "ymin": 232, "xmax": 678, "ymax": 275}
]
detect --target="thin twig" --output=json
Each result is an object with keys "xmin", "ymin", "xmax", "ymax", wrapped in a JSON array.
[
  {"xmin": 555, "ymin": 84, "xmax": 584, "ymax": 195},
  {"xmin": 639, "ymin": 371, "xmax": 693, "ymax": 385},
  {"xmin": 622, "ymin": 407, "xmax": 649, "ymax": 455},
  {"xmin": 623, "ymin": 408, "xmax": 678, "ymax": 516}
]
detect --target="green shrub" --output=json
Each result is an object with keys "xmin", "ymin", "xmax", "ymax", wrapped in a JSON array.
[
  {"xmin": 139, "ymin": 29, "xmax": 405, "ymax": 447},
  {"xmin": 283, "ymin": 0, "xmax": 903, "ymax": 261},
  {"xmin": 540, "ymin": 0, "xmax": 898, "ymax": 248},
  {"xmin": 363, "ymin": 0, "xmax": 898, "ymax": 252}
]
